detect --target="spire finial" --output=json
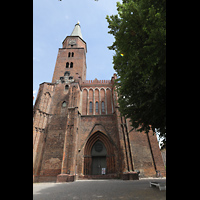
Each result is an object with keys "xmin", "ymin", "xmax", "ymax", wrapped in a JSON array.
[{"xmin": 70, "ymin": 21, "xmax": 83, "ymax": 39}]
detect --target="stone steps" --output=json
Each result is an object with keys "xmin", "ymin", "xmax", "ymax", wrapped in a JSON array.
[{"xmin": 78, "ymin": 174, "xmax": 118, "ymax": 180}]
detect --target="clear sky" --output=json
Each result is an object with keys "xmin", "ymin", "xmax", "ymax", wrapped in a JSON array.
[{"xmin": 33, "ymin": 0, "xmax": 122, "ymax": 103}]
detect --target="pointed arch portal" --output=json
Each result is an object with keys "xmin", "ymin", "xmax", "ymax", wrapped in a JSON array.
[{"xmin": 84, "ymin": 131, "xmax": 115, "ymax": 175}]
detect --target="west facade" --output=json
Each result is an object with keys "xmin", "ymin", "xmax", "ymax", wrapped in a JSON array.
[{"xmin": 33, "ymin": 23, "xmax": 165, "ymax": 182}]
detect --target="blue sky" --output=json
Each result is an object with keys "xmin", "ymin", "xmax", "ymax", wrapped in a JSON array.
[
  {"xmin": 33, "ymin": 0, "xmax": 122, "ymax": 102},
  {"xmin": 33, "ymin": 0, "xmax": 162, "ymax": 146}
]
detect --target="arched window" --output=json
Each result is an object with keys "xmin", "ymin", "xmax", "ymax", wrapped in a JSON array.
[
  {"xmin": 65, "ymin": 85, "xmax": 69, "ymax": 90},
  {"xmin": 60, "ymin": 76, "xmax": 64, "ymax": 83},
  {"xmin": 72, "ymin": 52, "xmax": 74, "ymax": 57},
  {"xmin": 70, "ymin": 62, "xmax": 73, "ymax": 68},
  {"xmin": 101, "ymin": 101, "xmax": 105, "ymax": 113},
  {"xmin": 64, "ymin": 71, "xmax": 70, "ymax": 76},
  {"xmin": 66, "ymin": 62, "xmax": 69, "ymax": 68},
  {"xmin": 96, "ymin": 101, "xmax": 98, "ymax": 113},
  {"xmin": 89, "ymin": 101, "xmax": 93, "ymax": 113},
  {"xmin": 68, "ymin": 52, "xmax": 71, "ymax": 57},
  {"xmin": 62, "ymin": 101, "xmax": 67, "ymax": 108}
]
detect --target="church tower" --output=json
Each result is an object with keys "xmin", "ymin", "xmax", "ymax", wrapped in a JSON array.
[{"xmin": 52, "ymin": 22, "xmax": 87, "ymax": 83}]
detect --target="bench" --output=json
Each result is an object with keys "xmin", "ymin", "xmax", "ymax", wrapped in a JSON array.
[{"xmin": 150, "ymin": 182, "xmax": 166, "ymax": 191}]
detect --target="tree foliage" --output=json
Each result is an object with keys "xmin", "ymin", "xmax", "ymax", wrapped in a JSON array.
[{"xmin": 106, "ymin": 0, "xmax": 166, "ymax": 148}]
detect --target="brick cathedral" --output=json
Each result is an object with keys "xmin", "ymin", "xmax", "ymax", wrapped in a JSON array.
[{"xmin": 33, "ymin": 22, "xmax": 165, "ymax": 182}]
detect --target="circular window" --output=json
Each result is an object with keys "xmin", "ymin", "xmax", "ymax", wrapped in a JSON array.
[{"xmin": 94, "ymin": 142, "xmax": 103, "ymax": 152}]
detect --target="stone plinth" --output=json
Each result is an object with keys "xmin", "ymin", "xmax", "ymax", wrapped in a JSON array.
[
  {"xmin": 120, "ymin": 172, "xmax": 139, "ymax": 180},
  {"xmin": 56, "ymin": 174, "xmax": 75, "ymax": 182}
]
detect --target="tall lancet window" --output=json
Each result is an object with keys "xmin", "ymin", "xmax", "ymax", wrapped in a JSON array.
[
  {"xmin": 96, "ymin": 101, "xmax": 98, "ymax": 113},
  {"xmin": 89, "ymin": 102, "xmax": 93, "ymax": 114},
  {"xmin": 102, "ymin": 101, "xmax": 105, "ymax": 113}
]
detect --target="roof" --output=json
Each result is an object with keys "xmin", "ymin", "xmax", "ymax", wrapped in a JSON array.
[{"xmin": 70, "ymin": 21, "xmax": 83, "ymax": 39}]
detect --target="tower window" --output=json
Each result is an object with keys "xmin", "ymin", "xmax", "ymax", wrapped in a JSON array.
[
  {"xmin": 64, "ymin": 71, "xmax": 70, "ymax": 76},
  {"xmin": 70, "ymin": 62, "xmax": 73, "ymax": 68},
  {"xmin": 96, "ymin": 101, "xmax": 98, "ymax": 113},
  {"xmin": 72, "ymin": 52, "xmax": 74, "ymax": 57},
  {"xmin": 68, "ymin": 52, "xmax": 71, "ymax": 57},
  {"xmin": 66, "ymin": 62, "xmax": 69, "ymax": 68},
  {"xmin": 65, "ymin": 85, "xmax": 69, "ymax": 90},
  {"xmin": 89, "ymin": 102, "xmax": 93, "ymax": 113},
  {"xmin": 102, "ymin": 101, "xmax": 105, "ymax": 113},
  {"xmin": 60, "ymin": 76, "xmax": 64, "ymax": 83}
]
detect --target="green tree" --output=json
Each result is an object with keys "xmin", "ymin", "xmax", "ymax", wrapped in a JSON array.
[{"xmin": 106, "ymin": 0, "xmax": 166, "ymax": 148}]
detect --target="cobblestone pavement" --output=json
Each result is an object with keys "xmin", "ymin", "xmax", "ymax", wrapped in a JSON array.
[{"xmin": 33, "ymin": 179, "xmax": 166, "ymax": 200}]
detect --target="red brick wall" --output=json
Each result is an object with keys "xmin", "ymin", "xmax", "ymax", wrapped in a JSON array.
[
  {"xmin": 33, "ymin": 80, "xmax": 166, "ymax": 181},
  {"xmin": 52, "ymin": 36, "xmax": 87, "ymax": 83},
  {"xmin": 81, "ymin": 85, "xmax": 113, "ymax": 116},
  {"xmin": 77, "ymin": 114, "xmax": 120, "ymax": 176},
  {"xmin": 126, "ymin": 118, "xmax": 166, "ymax": 177},
  {"xmin": 33, "ymin": 82, "xmax": 55, "ymax": 178}
]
